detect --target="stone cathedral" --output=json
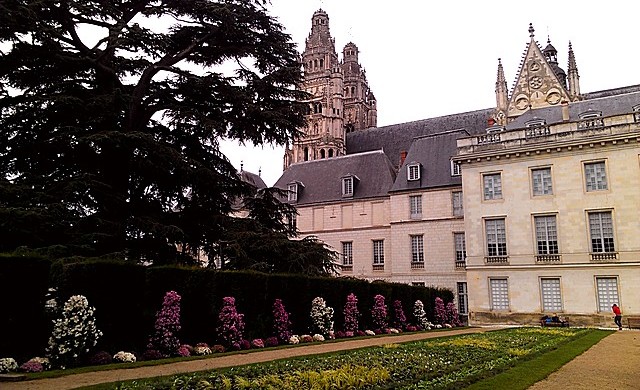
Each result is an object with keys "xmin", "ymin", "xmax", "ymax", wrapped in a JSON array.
[{"xmin": 283, "ymin": 9, "xmax": 377, "ymax": 169}]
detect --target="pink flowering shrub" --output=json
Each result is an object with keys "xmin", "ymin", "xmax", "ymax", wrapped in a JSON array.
[
  {"xmin": 251, "ymin": 339, "xmax": 265, "ymax": 348},
  {"xmin": 212, "ymin": 344, "xmax": 225, "ymax": 353},
  {"xmin": 435, "ymin": 297, "xmax": 448, "ymax": 325},
  {"xmin": 20, "ymin": 361, "xmax": 43, "ymax": 373},
  {"xmin": 142, "ymin": 349, "xmax": 164, "ymax": 361},
  {"xmin": 272, "ymin": 299, "xmax": 292, "ymax": 343},
  {"xmin": 371, "ymin": 294, "xmax": 388, "ymax": 330},
  {"xmin": 343, "ymin": 293, "xmax": 360, "ymax": 333},
  {"xmin": 148, "ymin": 291, "xmax": 181, "ymax": 357},
  {"xmin": 392, "ymin": 300, "xmax": 407, "ymax": 330},
  {"xmin": 446, "ymin": 302, "xmax": 463, "ymax": 327},
  {"xmin": 239, "ymin": 339, "xmax": 251, "ymax": 350},
  {"xmin": 177, "ymin": 345, "xmax": 191, "ymax": 357},
  {"xmin": 216, "ymin": 297, "xmax": 245, "ymax": 349},
  {"xmin": 87, "ymin": 351, "xmax": 112, "ymax": 366}
]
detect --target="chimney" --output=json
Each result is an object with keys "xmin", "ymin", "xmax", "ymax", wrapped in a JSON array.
[
  {"xmin": 400, "ymin": 150, "xmax": 407, "ymax": 166},
  {"xmin": 561, "ymin": 101, "xmax": 569, "ymax": 121}
]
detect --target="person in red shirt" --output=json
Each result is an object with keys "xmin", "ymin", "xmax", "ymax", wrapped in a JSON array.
[{"xmin": 612, "ymin": 304, "xmax": 622, "ymax": 330}]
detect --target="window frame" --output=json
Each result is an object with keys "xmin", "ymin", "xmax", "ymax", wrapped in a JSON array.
[
  {"xmin": 342, "ymin": 176, "xmax": 354, "ymax": 197},
  {"xmin": 534, "ymin": 214, "xmax": 559, "ymax": 255},
  {"xmin": 409, "ymin": 195, "xmax": 422, "ymax": 220},
  {"xmin": 457, "ymin": 282, "xmax": 468, "ymax": 315},
  {"xmin": 373, "ymin": 239, "xmax": 385, "ymax": 265},
  {"xmin": 583, "ymin": 160, "xmax": 608, "ymax": 192},
  {"xmin": 341, "ymin": 241, "xmax": 353, "ymax": 265},
  {"xmin": 531, "ymin": 166, "xmax": 553, "ymax": 196},
  {"xmin": 489, "ymin": 278, "xmax": 510, "ymax": 311},
  {"xmin": 410, "ymin": 234, "xmax": 424, "ymax": 263},
  {"xmin": 485, "ymin": 218, "xmax": 508, "ymax": 257},
  {"xmin": 454, "ymin": 232, "xmax": 466, "ymax": 267},
  {"xmin": 595, "ymin": 276, "xmax": 620, "ymax": 313},
  {"xmin": 588, "ymin": 210, "xmax": 616, "ymax": 253},
  {"xmin": 452, "ymin": 191, "xmax": 464, "ymax": 217},
  {"xmin": 540, "ymin": 277, "xmax": 563, "ymax": 312},
  {"xmin": 287, "ymin": 183, "xmax": 298, "ymax": 202},
  {"xmin": 407, "ymin": 163, "xmax": 421, "ymax": 181},
  {"xmin": 482, "ymin": 172, "xmax": 503, "ymax": 200},
  {"xmin": 451, "ymin": 159, "xmax": 462, "ymax": 176}
]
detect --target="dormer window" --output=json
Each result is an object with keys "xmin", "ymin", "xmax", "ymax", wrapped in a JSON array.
[
  {"xmin": 342, "ymin": 176, "xmax": 354, "ymax": 197},
  {"xmin": 579, "ymin": 110, "xmax": 602, "ymax": 120},
  {"xmin": 407, "ymin": 163, "xmax": 421, "ymax": 181},
  {"xmin": 633, "ymin": 104, "xmax": 640, "ymax": 122},
  {"xmin": 486, "ymin": 125, "xmax": 506, "ymax": 134},
  {"xmin": 578, "ymin": 110, "xmax": 604, "ymax": 130},
  {"xmin": 525, "ymin": 118, "xmax": 546, "ymax": 127},
  {"xmin": 287, "ymin": 183, "xmax": 298, "ymax": 202},
  {"xmin": 451, "ymin": 160, "xmax": 462, "ymax": 176}
]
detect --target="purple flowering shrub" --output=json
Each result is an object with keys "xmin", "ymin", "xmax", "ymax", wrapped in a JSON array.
[
  {"xmin": 392, "ymin": 300, "xmax": 407, "ymax": 330},
  {"xmin": 371, "ymin": 294, "xmax": 388, "ymax": 330},
  {"xmin": 177, "ymin": 345, "xmax": 191, "ymax": 357},
  {"xmin": 142, "ymin": 349, "xmax": 164, "ymax": 361},
  {"xmin": 148, "ymin": 291, "xmax": 182, "ymax": 357},
  {"xmin": 272, "ymin": 299, "xmax": 292, "ymax": 343},
  {"xmin": 212, "ymin": 344, "xmax": 226, "ymax": 353},
  {"xmin": 216, "ymin": 297, "xmax": 245, "ymax": 349},
  {"xmin": 87, "ymin": 351, "xmax": 112, "ymax": 366},
  {"xmin": 435, "ymin": 297, "xmax": 448, "ymax": 325},
  {"xmin": 264, "ymin": 337, "xmax": 279, "ymax": 347},
  {"xmin": 343, "ymin": 293, "xmax": 360, "ymax": 333},
  {"xmin": 239, "ymin": 339, "xmax": 251, "ymax": 350},
  {"xmin": 251, "ymin": 339, "xmax": 265, "ymax": 348},
  {"xmin": 446, "ymin": 302, "xmax": 463, "ymax": 327}
]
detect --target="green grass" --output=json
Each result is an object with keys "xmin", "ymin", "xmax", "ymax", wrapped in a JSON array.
[{"xmin": 464, "ymin": 329, "xmax": 612, "ymax": 390}]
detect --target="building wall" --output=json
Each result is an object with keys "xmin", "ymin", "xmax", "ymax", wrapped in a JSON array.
[{"xmin": 461, "ymin": 117, "xmax": 640, "ymax": 325}]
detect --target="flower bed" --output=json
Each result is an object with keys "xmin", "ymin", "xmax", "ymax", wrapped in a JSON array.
[{"xmin": 109, "ymin": 327, "xmax": 590, "ymax": 389}]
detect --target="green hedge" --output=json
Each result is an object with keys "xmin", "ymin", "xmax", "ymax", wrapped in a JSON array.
[
  {"xmin": 0, "ymin": 254, "xmax": 51, "ymax": 362},
  {"xmin": 3, "ymin": 259, "xmax": 453, "ymax": 358}
]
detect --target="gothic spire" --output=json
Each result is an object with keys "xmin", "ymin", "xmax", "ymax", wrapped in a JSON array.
[{"xmin": 567, "ymin": 41, "xmax": 581, "ymax": 100}]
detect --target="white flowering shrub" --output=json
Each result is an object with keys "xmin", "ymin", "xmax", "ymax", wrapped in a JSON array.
[
  {"xmin": 365, "ymin": 330, "xmax": 376, "ymax": 336},
  {"xmin": 46, "ymin": 295, "xmax": 102, "ymax": 368},
  {"xmin": 289, "ymin": 335, "xmax": 300, "ymax": 345},
  {"xmin": 113, "ymin": 351, "xmax": 136, "ymax": 363},
  {"xmin": 312, "ymin": 334, "xmax": 325, "ymax": 342},
  {"xmin": 310, "ymin": 297, "xmax": 334, "ymax": 337},
  {"xmin": 0, "ymin": 357, "xmax": 18, "ymax": 373},
  {"xmin": 413, "ymin": 300, "xmax": 434, "ymax": 330}
]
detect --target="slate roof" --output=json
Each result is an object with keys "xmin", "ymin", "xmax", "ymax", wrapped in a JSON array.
[
  {"xmin": 346, "ymin": 108, "xmax": 495, "ymax": 168},
  {"xmin": 240, "ymin": 170, "xmax": 267, "ymax": 189},
  {"xmin": 274, "ymin": 150, "xmax": 396, "ymax": 205},
  {"xmin": 507, "ymin": 90, "xmax": 640, "ymax": 129},
  {"xmin": 391, "ymin": 129, "xmax": 466, "ymax": 192},
  {"xmin": 582, "ymin": 84, "xmax": 640, "ymax": 100}
]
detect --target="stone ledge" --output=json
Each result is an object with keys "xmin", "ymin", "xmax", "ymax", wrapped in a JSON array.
[{"xmin": 0, "ymin": 373, "xmax": 27, "ymax": 382}]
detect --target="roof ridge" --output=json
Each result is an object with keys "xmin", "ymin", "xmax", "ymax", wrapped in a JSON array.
[
  {"xmin": 288, "ymin": 149, "xmax": 384, "ymax": 167},
  {"xmin": 412, "ymin": 128, "xmax": 470, "ymax": 141}
]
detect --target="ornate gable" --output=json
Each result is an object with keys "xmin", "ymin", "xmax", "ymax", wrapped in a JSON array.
[{"xmin": 507, "ymin": 24, "xmax": 571, "ymax": 119}]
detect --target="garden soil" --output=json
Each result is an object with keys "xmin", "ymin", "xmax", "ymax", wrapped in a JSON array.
[{"xmin": 3, "ymin": 327, "xmax": 638, "ymax": 390}]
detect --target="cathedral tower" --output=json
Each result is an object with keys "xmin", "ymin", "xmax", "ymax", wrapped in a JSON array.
[{"xmin": 284, "ymin": 10, "xmax": 377, "ymax": 169}]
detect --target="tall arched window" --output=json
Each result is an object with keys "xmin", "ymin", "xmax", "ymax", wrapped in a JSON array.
[
  {"xmin": 319, "ymin": 58, "xmax": 324, "ymax": 68},
  {"xmin": 314, "ymin": 59, "xmax": 318, "ymax": 68},
  {"xmin": 320, "ymin": 149, "xmax": 326, "ymax": 159},
  {"xmin": 304, "ymin": 147, "xmax": 309, "ymax": 161},
  {"xmin": 351, "ymin": 86, "xmax": 355, "ymax": 95},
  {"xmin": 328, "ymin": 149, "xmax": 334, "ymax": 157}
]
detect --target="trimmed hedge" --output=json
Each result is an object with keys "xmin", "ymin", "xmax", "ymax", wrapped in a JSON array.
[
  {"xmin": 3, "ymin": 259, "xmax": 454, "ymax": 358},
  {"xmin": 0, "ymin": 254, "xmax": 51, "ymax": 362}
]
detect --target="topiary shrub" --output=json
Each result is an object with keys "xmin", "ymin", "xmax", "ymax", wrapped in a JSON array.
[{"xmin": 147, "ymin": 291, "xmax": 182, "ymax": 357}]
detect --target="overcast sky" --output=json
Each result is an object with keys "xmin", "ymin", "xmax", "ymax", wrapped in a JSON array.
[{"xmin": 220, "ymin": 0, "xmax": 640, "ymax": 186}]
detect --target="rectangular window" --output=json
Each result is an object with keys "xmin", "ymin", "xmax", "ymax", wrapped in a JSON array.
[
  {"xmin": 532, "ymin": 168, "xmax": 553, "ymax": 196},
  {"xmin": 341, "ymin": 242, "xmax": 353, "ymax": 265},
  {"xmin": 451, "ymin": 160, "xmax": 462, "ymax": 176},
  {"xmin": 288, "ymin": 183, "xmax": 298, "ymax": 201},
  {"xmin": 454, "ymin": 233, "xmax": 466, "ymax": 267},
  {"xmin": 287, "ymin": 212, "xmax": 297, "ymax": 232},
  {"xmin": 535, "ymin": 215, "xmax": 558, "ymax": 254},
  {"xmin": 596, "ymin": 277, "xmax": 619, "ymax": 312},
  {"xmin": 411, "ymin": 235, "xmax": 424, "ymax": 263},
  {"xmin": 585, "ymin": 162, "xmax": 608, "ymax": 191},
  {"xmin": 373, "ymin": 240, "xmax": 384, "ymax": 264},
  {"xmin": 457, "ymin": 282, "xmax": 468, "ymax": 315},
  {"xmin": 483, "ymin": 173, "xmax": 502, "ymax": 200},
  {"xmin": 541, "ymin": 278, "xmax": 562, "ymax": 312},
  {"xmin": 408, "ymin": 163, "xmax": 421, "ymax": 181},
  {"xmin": 589, "ymin": 211, "xmax": 615, "ymax": 253},
  {"xmin": 342, "ymin": 177, "xmax": 353, "ymax": 197},
  {"xmin": 452, "ymin": 191, "xmax": 464, "ymax": 217},
  {"xmin": 489, "ymin": 278, "xmax": 509, "ymax": 310},
  {"xmin": 409, "ymin": 195, "xmax": 422, "ymax": 219},
  {"xmin": 485, "ymin": 218, "xmax": 507, "ymax": 256}
]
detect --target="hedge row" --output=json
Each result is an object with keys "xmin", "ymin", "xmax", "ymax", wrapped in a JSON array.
[{"xmin": 2, "ymin": 257, "xmax": 453, "ymax": 359}]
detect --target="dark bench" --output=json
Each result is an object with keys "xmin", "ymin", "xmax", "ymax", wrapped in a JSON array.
[{"xmin": 627, "ymin": 316, "xmax": 640, "ymax": 329}]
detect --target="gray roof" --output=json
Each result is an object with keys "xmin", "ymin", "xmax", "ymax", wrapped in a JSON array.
[
  {"xmin": 275, "ymin": 150, "xmax": 396, "ymax": 205},
  {"xmin": 583, "ymin": 84, "xmax": 640, "ymax": 100},
  {"xmin": 391, "ymin": 129, "xmax": 465, "ymax": 192},
  {"xmin": 240, "ymin": 170, "xmax": 267, "ymax": 189},
  {"xmin": 507, "ymin": 90, "xmax": 640, "ymax": 129},
  {"xmin": 346, "ymin": 108, "xmax": 495, "ymax": 168}
]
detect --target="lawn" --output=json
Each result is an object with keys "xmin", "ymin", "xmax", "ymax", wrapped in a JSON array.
[{"xmin": 82, "ymin": 327, "xmax": 610, "ymax": 389}]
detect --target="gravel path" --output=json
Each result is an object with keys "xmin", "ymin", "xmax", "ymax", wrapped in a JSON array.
[
  {"xmin": 2, "ymin": 327, "xmax": 494, "ymax": 390},
  {"xmin": 527, "ymin": 329, "xmax": 640, "ymax": 390}
]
